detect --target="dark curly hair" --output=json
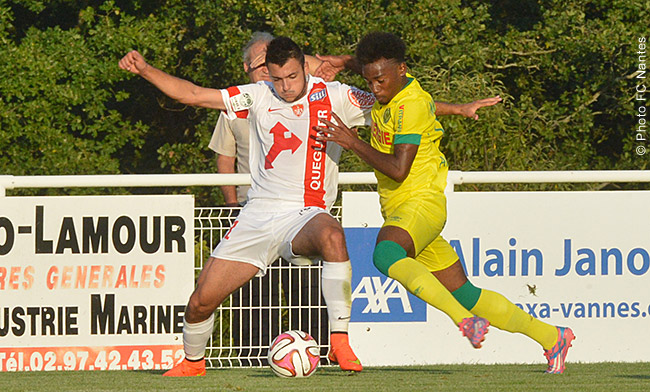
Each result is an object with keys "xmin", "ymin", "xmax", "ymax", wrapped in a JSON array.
[
  {"xmin": 355, "ymin": 32, "xmax": 406, "ymax": 66},
  {"xmin": 266, "ymin": 36, "xmax": 305, "ymax": 67}
]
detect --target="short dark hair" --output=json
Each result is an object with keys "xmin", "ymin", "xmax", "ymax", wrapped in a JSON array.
[
  {"xmin": 266, "ymin": 36, "xmax": 305, "ymax": 67},
  {"xmin": 355, "ymin": 32, "xmax": 406, "ymax": 66}
]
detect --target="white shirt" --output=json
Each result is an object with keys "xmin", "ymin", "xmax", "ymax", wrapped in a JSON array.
[{"xmin": 220, "ymin": 76, "xmax": 374, "ymax": 209}]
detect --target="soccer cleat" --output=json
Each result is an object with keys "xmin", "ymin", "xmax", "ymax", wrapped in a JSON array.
[
  {"xmin": 328, "ymin": 332, "xmax": 363, "ymax": 372},
  {"xmin": 162, "ymin": 358, "xmax": 206, "ymax": 377},
  {"xmin": 459, "ymin": 316, "xmax": 490, "ymax": 349},
  {"xmin": 544, "ymin": 326, "xmax": 575, "ymax": 374}
]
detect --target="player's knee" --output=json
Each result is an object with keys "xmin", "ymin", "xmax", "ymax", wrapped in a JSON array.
[
  {"xmin": 187, "ymin": 291, "xmax": 217, "ymax": 321},
  {"xmin": 319, "ymin": 225, "xmax": 346, "ymax": 251},
  {"xmin": 373, "ymin": 240, "xmax": 407, "ymax": 276}
]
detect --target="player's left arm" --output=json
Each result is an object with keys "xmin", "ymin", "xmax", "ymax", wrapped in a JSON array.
[
  {"xmin": 315, "ymin": 54, "xmax": 502, "ymax": 117},
  {"xmin": 435, "ymin": 96, "xmax": 502, "ymax": 120},
  {"xmin": 304, "ymin": 55, "xmax": 327, "ymax": 79},
  {"xmin": 316, "ymin": 112, "xmax": 416, "ymax": 183}
]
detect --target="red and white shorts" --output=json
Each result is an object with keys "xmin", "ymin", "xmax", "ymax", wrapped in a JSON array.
[{"xmin": 210, "ymin": 199, "xmax": 330, "ymax": 275}]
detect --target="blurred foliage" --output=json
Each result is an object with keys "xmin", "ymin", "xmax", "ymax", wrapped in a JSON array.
[{"xmin": 1, "ymin": 0, "xmax": 647, "ymax": 201}]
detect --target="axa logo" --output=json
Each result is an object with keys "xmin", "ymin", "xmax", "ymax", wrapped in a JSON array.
[
  {"xmin": 351, "ymin": 275, "xmax": 427, "ymax": 322},
  {"xmin": 352, "ymin": 276, "xmax": 413, "ymax": 313},
  {"xmin": 345, "ymin": 227, "xmax": 427, "ymax": 322}
]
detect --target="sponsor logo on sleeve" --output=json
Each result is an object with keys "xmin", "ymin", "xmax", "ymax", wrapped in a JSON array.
[
  {"xmin": 309, "ymin": 88, "xmax": 327, "ymax": 102},
  {"xmin": 396, "ymin": 104, "xmax": 404, "ymax": 131},
  {"xmin": 347, "ymin": 87, "xmax": 376, "ymax": 109},
  {"xmin": 230, "ymin": 92, "xmax": 254, "ymax": 112}
]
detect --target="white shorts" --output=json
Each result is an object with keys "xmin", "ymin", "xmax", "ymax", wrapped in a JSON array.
[{"xmin": 210, "ymin": 200, "xmax": 329, "ymax": 275}]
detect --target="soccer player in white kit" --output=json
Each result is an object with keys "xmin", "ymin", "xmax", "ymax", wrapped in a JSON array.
[{"xmin": 119, "ymin": 37, "xmax": 375, "ymax": 376}]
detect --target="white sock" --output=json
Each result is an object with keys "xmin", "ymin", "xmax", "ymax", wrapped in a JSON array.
[
  {"xmin": 321, "ymin": 260, "xmax": 352, "ymax": 332},
  {"xmin": 182, "ymin": 314, "xmax": 214, "ymax": 360}
]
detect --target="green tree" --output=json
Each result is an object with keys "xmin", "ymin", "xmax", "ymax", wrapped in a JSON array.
[
  {"xmin": 0, "ymin": 0, "xmax": 184, "ymax": 194},
  {"xmin": 1, "ymin": 0, "xmax": 646, "ymax": 199}
]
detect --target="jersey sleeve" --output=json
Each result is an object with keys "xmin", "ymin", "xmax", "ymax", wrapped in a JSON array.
[
  {"xmin": 337, "ymin": 84, "xmax": 374, "ymax": 127},
  {"xmin": 208, "ymin": 112, "xmax": 236, "ymax": 156},
  {"xmin": 393, "ymin": 97, "xmax": 435, "ymax": 145},
  {"xmin": 219, "ymin": 83, "xmax": 259, "ymax": 121}
]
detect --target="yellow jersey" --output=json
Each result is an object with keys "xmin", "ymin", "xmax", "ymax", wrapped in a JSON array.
[{"xmin": 370, "ymin": 74, "xmax": 449, "ymax": 214}]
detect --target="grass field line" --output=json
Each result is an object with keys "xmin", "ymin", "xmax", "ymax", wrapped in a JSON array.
[{"xmin": 1, "ymin": 362, "xmax": 649, "ymax": 391}]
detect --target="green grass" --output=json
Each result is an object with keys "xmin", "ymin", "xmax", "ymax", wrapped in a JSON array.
[{"xmin": 1, "ymin": 363, "xmax": 649, "ymax": 392}]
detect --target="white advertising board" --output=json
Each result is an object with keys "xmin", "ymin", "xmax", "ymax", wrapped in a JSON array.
[
  {"xmin": 0, "ymin": 195, "xmax": 194, "ymax": 372},
  {"xmin": 343, "ymin": 191, "xmax": 650, "ymax": 365}
]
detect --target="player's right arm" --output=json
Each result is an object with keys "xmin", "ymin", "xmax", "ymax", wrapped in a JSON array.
[{"xmin": 119, "ymin": 50, "xmax": 225, "ymax": 110}]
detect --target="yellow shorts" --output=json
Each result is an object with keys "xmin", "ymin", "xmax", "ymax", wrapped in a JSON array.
[{"xmin": 382, "ymin": 192, "xmax": 458, "ymax": 272}]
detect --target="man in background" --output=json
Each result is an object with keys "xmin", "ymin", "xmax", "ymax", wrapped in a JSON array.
[{"xmin": 209, "ymin": 32, "xmax": 270, "ymax": 208}]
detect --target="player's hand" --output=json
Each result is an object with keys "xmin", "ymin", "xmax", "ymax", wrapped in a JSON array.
[
  {"xmin": 249, "ymin": 50, "xmax": 266, "ymax": 70},
  {"xmin": 313, "ymin": 54, "xmax": 347, "ymax": 81},
  {"xmin": 118, "ymin": 50, "xmax": 149, "ymax": 76},
  {"xmin": 314, "ymin": 112, "xmax": 358, "ymax": 150},
  {"xmin": 459, "ymin": 96, "xmax": 502, "ymax": 120}
]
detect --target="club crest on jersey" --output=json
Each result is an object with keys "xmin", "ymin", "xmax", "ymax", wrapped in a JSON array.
[
  {"xmin": 292, "ymin": 104, "xmax": 304, "ymax": 117},
  {"xmin": 309, "ymin": 88, "xmax": 327, "ymax": 102},
  {"xmin": 347, "ymin": 87, "xmax": 375, "ymax": 109},
  {"xmin": 230, "ymin": 92, "xmax": 253, "ymax": 112},
  {"xmin": 383, "ymin": 108, "xmax": 391, "ymax": 124}
]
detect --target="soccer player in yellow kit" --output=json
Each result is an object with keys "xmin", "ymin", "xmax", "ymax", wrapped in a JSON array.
[{"xmin": 317, "ymin": 32, "xmax": 575, "ymax": 374}]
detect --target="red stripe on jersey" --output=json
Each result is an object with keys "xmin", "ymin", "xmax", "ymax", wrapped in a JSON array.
[
  {"xmin": 226, "ymin": 86, "xmax": 249, "ymax": 119},
  {"xmin": 304, "ymin": 82, "xmax": 331, "ymax": 208}
]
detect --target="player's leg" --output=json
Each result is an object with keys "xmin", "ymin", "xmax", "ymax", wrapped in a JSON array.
[
  {"xmin": 434, "ymin": 259, "xmax": 575, "ymax": 373},
  {"xmin": 290, "ymin": 211, "xmax": 361, "ymax": 371},
  {"xmin": 164, "ymin": 257, "xmax": 259, "ymax": 377},
  {"xmin": 166, "ymin": 204, "xmax": 276, "ymax": 377},
  {"xmin": 373, "ymin": 196, "xmax": 489, "ymax": 348}
]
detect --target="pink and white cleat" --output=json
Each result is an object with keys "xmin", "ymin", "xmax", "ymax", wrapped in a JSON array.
[
  {"xmin": 544, "ymin": 326, "xmax": 575, "ymax": 374},
  {"xmin": 459, "ymin": 316, "xmax": 490, "ymax": 349}
]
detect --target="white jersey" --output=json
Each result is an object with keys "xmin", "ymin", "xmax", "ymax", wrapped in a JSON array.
[{"xmin": 220, "ymin": 76, "xmax": 374, "ymax": 210}]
